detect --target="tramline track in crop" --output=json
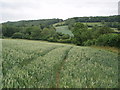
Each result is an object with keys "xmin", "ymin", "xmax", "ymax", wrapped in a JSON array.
[{"xmin": 55, "ymin": 46, "xmax": 73, "ymax": 88}]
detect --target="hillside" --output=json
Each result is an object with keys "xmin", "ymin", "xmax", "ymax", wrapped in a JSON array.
[
  {"xmin": 66, "ymin": 15, "xmax": 120, "ymax": 22},
  {"xmin": 55, "ymin": 26, "xmax": 74, "ymax": 37},
  {"xmin": 2, "ymin": 39, "xmax": 118, "ymax": 88},
  {"xmin": 2, "ymin": 19, "xmax": 63, "ymax": 27}
]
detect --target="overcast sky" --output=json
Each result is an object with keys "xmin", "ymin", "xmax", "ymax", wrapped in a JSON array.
[{"xmin": 0, "ymin": 0, "xmax": 119, "ymax": 23}]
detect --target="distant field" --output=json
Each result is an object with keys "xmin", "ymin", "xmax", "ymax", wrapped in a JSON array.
[
  {"xmin": 55, "ymin": 26, "xmax": 74, "ymax": 36},
  {"xmin": 83, "ymin": 22, "xmax": 119, "ymax": 32},
  {"xmin": 83, "ymin": 22, "xmax": 102, "ymax": 26},
  {"xmin": 2, "ymin": 39, "xmax": 118, "ymax": 88},
  {"xmin": 54, "ymin": 22, "xmax": 119, "ymax": 35},
  {"xmin": 53, "ymin": 22, "xmax": 65, "ymax": 27}
]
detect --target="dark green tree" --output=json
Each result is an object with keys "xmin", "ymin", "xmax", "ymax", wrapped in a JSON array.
[{"xmin": 72, "ymin": 23, "xmax": 88, "ymax": 45}]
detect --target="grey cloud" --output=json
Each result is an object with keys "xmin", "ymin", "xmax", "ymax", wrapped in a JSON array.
[
  {"xmin": 0, "ymin": 0, "xmax": 119, "ymax": 23},
  {"xmin": 0, "ymin": 0, "xmax": 41, "ymax": 10}
]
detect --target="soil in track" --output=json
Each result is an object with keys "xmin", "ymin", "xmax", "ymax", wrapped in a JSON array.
[{"xmin": 55, "ymin": 46, "xmax": 73, "ymax": 88}]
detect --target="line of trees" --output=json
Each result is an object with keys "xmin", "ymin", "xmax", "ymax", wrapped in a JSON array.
[
  {"xmin": 65, "ymin": 16, "xmax": 120, "ymax": 29},
  {"xmin": 70, "ymin": 23, "xmax": 120, "ymax": 48},
  {"xmin": 2, "ymin": 24, "xmax": 72, "ymax": 43},
  {"xmin": 2, "ymin": 16, "xmax": 120, "ymax": 48},
  {"xmin": 68, "ymin": 15, "xmax": 120, "ymax": 22}
]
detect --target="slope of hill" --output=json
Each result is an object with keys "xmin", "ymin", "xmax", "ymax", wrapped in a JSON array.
[
  {"xmin": 55, "ymin": 26, "xmax": 74, "ymax": 37},
  {"xmin": 2, "ymin": 19, "xmax": 63, "ymax": 27},
  {"xmin": 66, "ymin": 15, "xmax": 120, "ymax": 22},
  {"xmin": 2, "ymin": 39, "xmax": 118, "ymax": 88}
]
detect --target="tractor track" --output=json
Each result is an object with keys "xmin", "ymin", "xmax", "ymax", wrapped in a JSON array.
[
  {"xmin": 5, "ymin": 46, "xmax": 64, "ymax": 75},
  {"xmin": 55, "ymin": 46, "xmax": 73, "ymax": 88}
]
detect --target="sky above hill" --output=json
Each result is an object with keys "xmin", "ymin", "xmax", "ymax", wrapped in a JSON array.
[{"xmin": 0, "ymin": 0, "xmax": 119, "ymax": 23}]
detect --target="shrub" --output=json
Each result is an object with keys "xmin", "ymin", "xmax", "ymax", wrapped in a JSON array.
[
  {"xmin": 95, "ymin": 34, "xmax": 120, "ymax": 48},
  {"xmin": 57, "ymin": 39, "xmax": 72, "ymax": 43},
  {"xmin": 83, "ymin": 39, "xmax": 96, "ymax": 46},
  {"xmin": 12, "ymin": 32, "xmax": 24, "ymax": 39},
  {"xmin": 47, "ymin": 37, "xmax": 57, "ymax": 42}
]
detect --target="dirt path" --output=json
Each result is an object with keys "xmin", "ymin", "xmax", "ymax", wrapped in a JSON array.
[{"xmin": 56, "ymin": 46, "xmax": 73, "ymax": 88}]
